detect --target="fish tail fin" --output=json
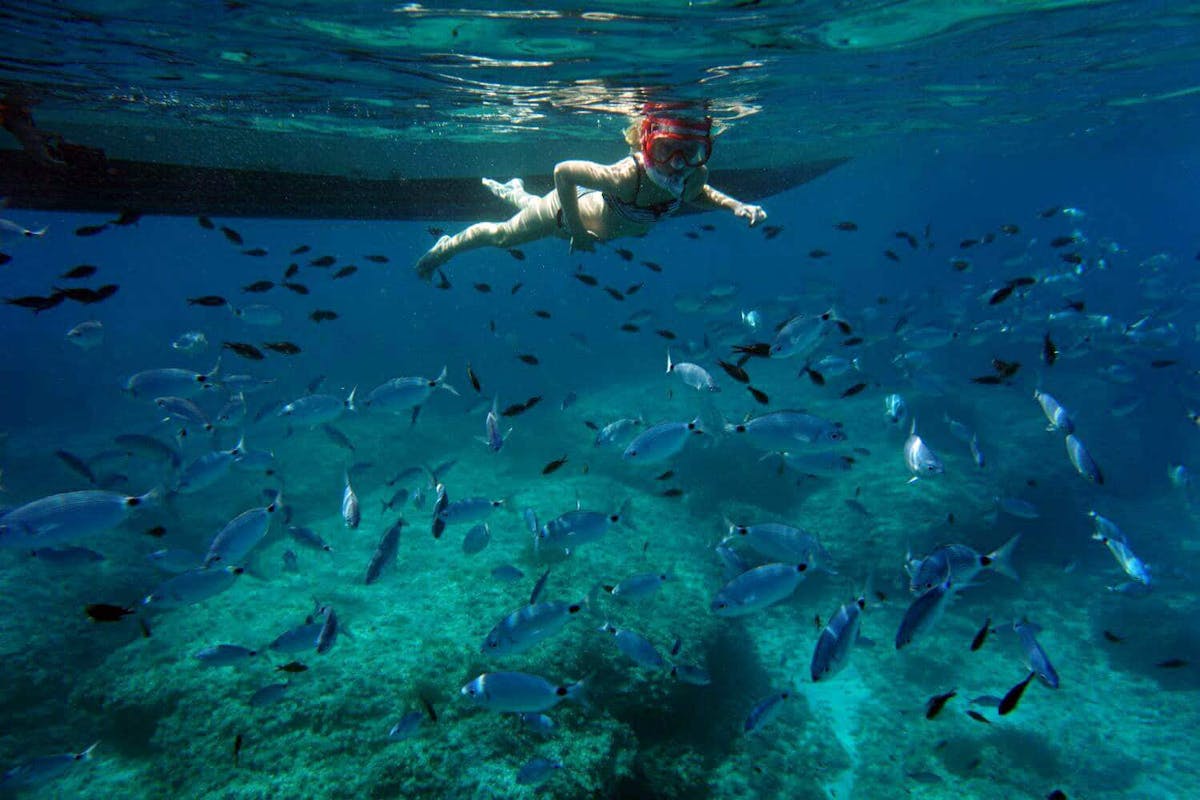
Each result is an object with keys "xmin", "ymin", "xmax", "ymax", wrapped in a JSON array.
[
  {"xmin": 437, "ymin": 366, "xmax": 460, "ymax": 396},
  {"xmin": 617, "ymin": 498, "xmax": 637, "ymax": 531},
  {"xmin": 345, "ymin": 386, "xmax": 358, "ymax": 411},
  {"xmin": 987, "ymin": 534, "xmax": 1021, "ymax": 582},
  {"xmin": 564, "ymin": 676, "xmax": 591, "ymax": 709},
  {"xmin": 78, "ymin": 742, "xmax": 100, "ymax": 761},
  {"xmin": 665, "ymin": 349, "xmax": 673, "ymax": 373}
]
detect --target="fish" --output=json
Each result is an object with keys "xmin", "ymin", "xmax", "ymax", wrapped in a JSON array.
[
  {"xmin": 998, "ymin": 671, "xmax": 1037, "ymax": 715},
  {"xmin": 462, "ymin": 522, "xmax": 490, "ymax": 555},
  {"xmin": 287, "ymin": 526, "xmax": 333, "ymax": 554},
  {"xmin": 4, "ymin": 292, "xmax": 65, "ymax": 313},
  {"xmin": 1042, "ymin": 334, "xmax": 1058, "ymax": 366},
  {"xmin": 461, "ymin": 672, "xmax": 586, "ymax": 713},
  {"xmin": 763, "ymin": 225, "xmax": 783, "ymax": 239},
  {"xmin": 473, "ymin": 282, "xmax": 492, "ymax": 293},
  {"xmin": 316, "ymin": 608, "xmax": 339, "ymax": 654},
  {"xmin": 834, "ymin": 221, "xmax": 858, "ymax": 231},
  {"xmin": 1157, "ymin": 658, "xmax": 1188, "ymax": 669},
  {"xmin": 342, "ymin": 472, "xmax": 360, "ymax": 529},
  {"xmin": 222, "ymin": 341, "xmax": 265, "ymax": 361},
  {"xmin": 988, "ymin": 285, "xmax": 1015, "ymax": 305},
  {"xmin": 717, "ymin": 360, "xmax": 751, "ymax": 384},
  {"xmin": 466, "ymin": 363, "xmax": 481, "ymax": 393},
  {"xmin": 310, "ymin": 255, "xmax": 336, "ymax": 267},
  {"xmin": 604, "ymin": 286, "xmax": 625, "ymax": 301},
  {"xmin": 655, "ymin": 329, "xmax": 676, "ymax": 340},
  {"xmin": 198, "ymin": 216, "xmax": 214, "ymax": 229},
  {"xmin": 1065, "ymin": 434, "xmax": 1103, "ymax": 484},
  {"xmin": 262, "ymin": 341, "xmax": 301, "ymax": 355},
  {"xmin": 220, "ymin": 226, "xmax": 244, "ymax": 245},
  {"xmin": 54, "ymin": 449, "xmax": 96, "ymax": 485},
  {"xmin": 242, "ymin": 248, "xmax": 268, "ymax": 257},
  {"xmin": 811, "ymin": 594, "xmax": 866, "ymax": 681},
  {"xmin": 290, "ymin": 244, "xmax": 309, "ymax": 254},
  {"xmin": 748, "ymin": 386, "xmax": 769, "ymax": 405},
  {"xmin": 54, "ymin": 284, "xmax": 119, "ymax": 305},
  {"xmin": 575, "ymin": 272, "xmax": 599, "ymax": 287},
  {"xmin": 1, "ymin": 487, "xmax": 159, "ymax": 548},
  {"xmin": 903, "ymin": 420, "xmax": 943, "ymax": 481},
  {"xmin": 744, "ymin": 691, "xmax": 790, "ymax": 734},
  {"xmin": 283, "ymin": 282, "xmax": 310, "ymax": 294},
  {"xmin": 508, "ymin": 248, "xmax": 526, "ymax": 260},
  {"xmin": 840, "ymin": 382, "xmax": 867, "ymax": 398},
  {"xmin": 666, "ymin": 351, "xmax": 719, "ymax": 392},
  {"xmin": 725, "ymin": 410, "xmax": 845, "ymax": 450},
  {"xmin": 895, "ymin": 575, "xmax": 954, "ymax": 649},
  {"xmin": 187, "ymin": 295, "xmax": 228, "ymax": 307},
  {"xmin": 517, "ymin": 354, "xmax": 539, "ymax": 365},
  {"xmin": 970, "ymin": 618, "xmax": 992, "ymax": 651},
  {"xmin": 907, "ymin": 536, "xmax": 1020, "ymax": 593},
  {"xmin": 614, "ymin": 247, "xmax": 633, "ymax": 261},
  {"xmin": 203, "ymin": 501, "xmax": 279, "ymax": 566},
  {"xmin": 510, "ymin": 282, "xmax": 523, "ymax": 294},
  {"xmin": 74, "ymin": 224, "xmax": 108, "ymax": 237},
  {"xmin": 242, "ymin": 280, "xmax": 274, "ymax": 293},
  {"xmin": 309, "ymin": 309, "xmax": 338, "ymax": 322},
  {"xmin": 365, "ymin": 254, "xmax": 389, "ymax": 263},
  {"xmin": 623, "ymin": 418, "xmax": 705, "ymax": 463},
  {"xmin": 60, "ymin": 264, "xmax": 98, "ymax": 279},
  {"xmin": 711, "ymin": 563, "xmax": 809, "ymax": 617},
  {"xmin": 598, "ymin": 623, "xmax": 666, "ymax": 669},
  {"xmin": 542, "ymin": 455, "xmax": 568, "ymax": 475},
  {"xmin": 195, "ymin": 644, "xmax": 258, "ymax": 666},
  {"xmin": 0, "ymin": 742, "xmax": 98, "ymax": 787},
  {"xmin": 364, "ymin": 520, "xmax": 404, "ymax": 585},
  {"xmin": 516, "ymin": 757, "xmax": 562, "ymax": 787},
  {"xmin": 249, "ymin": 682, "xmax": 290, "ymax": 707},
  {"xmin": 143, "ymin": 565, "xmax": 243, "ymax": 608},
  {"xmin": 966, "ymin": 710, "xmax": 990, "ymax": 724},
  {"xmin": 1014, "ymin": 619, "xmax": 1060, "ymax": 688},
  {"xmin": 1103, "ymin": 630, "xmax": 1124, "ymax": 643},
  {"xmin": 84, "ymin": 603, "xmax": 135, "ymax": 622},
  {"xmin": 233, "ymin": 734, "xmax": 243, "ymax": 767},
  {"xmin": 925, "ymin": 690, "xmax": 957, "ymax": 720}
]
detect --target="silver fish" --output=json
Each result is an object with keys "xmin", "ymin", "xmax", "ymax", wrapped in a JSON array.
[
  {"xmin": 287, "ymin": 525, "xmax": 333, "ymax": 553},
  {"xmin": 194, "ymin": 644, "xmax": 258, "ymax": 666},
  {"xmin": 364, "ymin": 520, "xmax": 404, "ymax": 585},
  {"xmin": 29, "ymin": 545, "xmax": 105, "ymax": 566},
  {"xmin": 249, "ymin": 682, "xmax": 290, "ymax": 707},
  {"xmin": 143, "ymin": 565, "xmax": 242, "ymax": 608},
  {"xmin": 1013, "ymin": 619, "xmax": 1060, "ymax": 688},
  {"xmin": 482, "ymin": 600, "xmax": 586, "ymax": 656},
  {"xmin": 341, "ymin": 472, "xmax": 360, "ymax": 529},
  {"xmin": 811, "ymin": 595, "xmax": 866, "ymax": 682},
  {"xmin": 269, "ymin": 622, "xmax": 323, "ymax": 654},
  {"xmin": 125, "ymin": 359, "xmax": 221, "ymax": 398},
  {"xmin": 894, "ymin": 574, "xmax": 953, "ymax": 649},
  {"xmin": 1065, "ymin": 434, "xmax": 1103, "ymax": 484},
  {"xmin": 364, "ymin": 367, "xmax": 458, "ymax": 413},
  {"xmin": 204, "ymin": 500, "xmax": 278, "ymax": 566},
  {"xmin": 387, "ymin": 712, "xmax": 425, "ymax": 741},
  {"xmin": 316, "ymin": 607, "xmax": 339, "ymax": 654},
  {"xmin": 516, "ymin": 757, "xmax": 563, "ymax": 787},
  {"xmin": 171, "ymin": 331, "xmax": 208, "ymax": 353},
  {"xmin": 65, "ymin": 320, "xmax": 104, "ymax": 349},
  {"xmin": 147, "ymin": 548, "xmax": 201, "ymax": 572},
  {"xmin": 0, "ymin": 487, "xmax": 157, "ymax": 548},
  {"xmin": 460, "ymin": 671, "xmax": 586, "ymax": 713},
  {"xmin": 666, "ymin": 350, "xmax": 719, "ymax": 392},
  {"xmin": 598, "ymin": 622, "xmax": 665, "ymax": 669},
  {"xmin": 594, "ymin": 417, "xmax": 643, "ymax": 447},
  {"xmin": 711, "ymin": 563, "xmax": 809, "ymax": 617},
  {"xmin": 1089, "ymin": 512, "xmax": 1150, "ymax": 585},
  {"xmin": 461, "ymin": 522, "xmax": 490, "ymax": 555},
  {"xmin": 724, "ymin": 521, "xmax": 834, "ymax": 573},
  {"xmin": 907, "ymin": 535, "xmax": 1020, "ymax": 593},
  {"xmin": 744, "ymin": 691, "xmax": 790, "ymax": 733},
  {"xmin": 1033, "ymin": 390, "xmax": 1075, "ymax": 433},
  {"xmin": 725, "ymin": 410, "xmax": 845, "ymax": 451},
  {"xmin": 0, "ymin": 742, "xmax": 97, "ymax": 788},
  {"xmin": 883, "ymin": 393, "xmax": 908, "ymax": 426},
  {"xmin": 278, "ymin": 387, "xmax": 356, "ymax": 426},
  {"xmin": 230, "ymin": 303, "xmax": 282, "ymax": 326},
  {"xmin": 903, "ymin": 420, "xmax": 943, "ymax": 481},
  {"xmin": 770, "ymin": 311, "xmax": 832, "ymax": 358},
  {"xmin": 622, "ymin": 418, "xmax": 704, "ymax": 462},
  {"xmin": 537, "ymin": 500, "xmax": 633, "ymax": 556},
  {"xmin": 609, "ymin": 571, "xmax": 670, "ymax": 602}
]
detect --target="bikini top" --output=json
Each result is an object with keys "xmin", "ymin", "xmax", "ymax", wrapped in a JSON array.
[{"xmin": 602, "ymin": 156, "xmax": 683, "ymax": 225}]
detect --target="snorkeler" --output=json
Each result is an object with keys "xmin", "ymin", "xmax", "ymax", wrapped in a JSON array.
[
  {"xmin": 415, "ymin": 110, "xmax": 767, "ymax": 279},
  {"xmin": 0, "ymin": 89, "xmax": 107, "ymax": 171}
]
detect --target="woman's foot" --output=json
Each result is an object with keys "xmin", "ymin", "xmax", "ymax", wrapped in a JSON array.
[
  {"xmin": 482, "ymin": 177, "xmax": 525, "ymax": 205},
  {"xmin": 415, "ymin": 235, "xmax": 452, "ymax": 281}
]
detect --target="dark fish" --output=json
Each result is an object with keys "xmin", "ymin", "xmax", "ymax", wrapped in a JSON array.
[
  {"xmin": 762, "ymin": 225, "xmax": 783, "ymax": 240},
  {"xmin": 60, "ymin": 264, "xmax": 98, "ymax": 280},
  {"xmin": 290, "ymin": 244, "xmax": 311, "ymax": 255},
  {"xmin": 717, "ymin": 360, "xmax": 750, "ymax": 384},
  {"xmin": 700, "ymin": 224, "xmax": 715, "ymax": 232},
  {"xmin": 642, "ymin": 260, "xmax": 663, "ymax": 272},
  {"xmin": 834, "ymin": 320, "xmax": 852, "ymax": 335},
  {"xmin": 283, "ymin": 264, "xmax": 299, "ymax": 279},
  {"xmin": 1038, "ymin": 206, "xmax": 1061, "ymax": 218},
  {"xmin": 55, "ymin": 449, "xmax": 96, "ymax": 484},
  {"xmin": 310, "ymin": 310, "xmax": 338, "ymax": 322},
  {"xmin": 655, "ymin": 329, "xmax": 676, "ymax": 340},
  {"xmin": 966, "ymin": 710, "xmax": 990, "ymax": 724},
  {"xmin": 951, "ymin": 259, "xmax": 970, "ymax": 272},
  {"xmin": 145, "ymin": 525, "xmax": 167, "ymax": 538},
  {"xmin": 626, "ymin": 283, "xmax": 644, "ymax": 295},
  {"xmin": 989, "ymin": 285, "xmax": 1015, "ymax": 305},
  {"xmin": 197, "ymin": 216, "xmax": 214, "ymax": 229},
  {"xmin": 473, "ymin": 283, "xmax": 492, "ymax": 293},
  {"xmin": 1042, "ymin": 334, "xmax": 1057, "ymax": 366},
  {"xmin": 960, "ymin": 238, "xmax": 979, "ymax": 249},
  {"xmin": 992, "ymin": 359, "xmax": 1020, "ymax": 378},
  {"xmin": 619, "ymin": 323, "xmax": 640, "ymax": 333},
  {"xmin": 1063, "ymin": 299, "xmax": 1085, "ymax": 312},
  {"xmin": 809, "ymin": 249, "xmax": 830, "ymax": 258},
  {"xmin": 924, "ymin": 690, "xmax": 956, "ymax": 720},
  {"xmin": 242, "ymin": 247, "xmax": 269, "ymax": 257},
  {"xmin": 277, "ymin": 661, "xmax": 308, "ymax": 673},
  {"xmin": 466, "ymin": 363, "xmax": 481, "ymax": 393},
  {"xmin": 998, "ymin": 671, "xmax": 1036, "ymax": 715},
  {"xmin": 533, "ymin": 310, "xmax": 552, "ymax": 319},
  {"xmin": 364, "ymin": 254, "xmax": 389, "ymax": 263},
  {"xmin": 1049, "ymin": 235, "xmax": 1076, "ymax": 248},
  {"xmin": 74, "ymin": 224, "xmax": 108, "ymax": 237},
  {"xmin": 895, "ymin": 230, "xmax": 918, "ymax": 249},
  {"xmin": 1010, "ymin": 276, "xmax": 1036, "ymax": 287},
  {"xmin": 4, "ymin": 293, "xmax": 65, "ymax": 313},
  {"xmin": 55, "ymin": 285, "xmax": 119, "ymax": 304},
  {"xmin": 233, "ymin": 734, "xmax": 243, "ymax": 767},
  {"xmin": 508, "ymin": 248, "xmax": 526, "ymax": 261},
  {"xmin": 604, "ymin": 286, "xmax": 626, "ymax": 301},
  {"xmin": 584, "ymin": 421, "xmax": 599, "ymax": 431},
  {"xmin": 840, "ymin": 382, "xmax": 867, "ymax": 398},
  {"xmin": 542, "ymin": 455, "xmax": 568, "ymax": 475},
  {"xmin": 834, "ymin": 221, "xmax": 858, "ymax": 231},
  {"xmin": 1151, "ymin": 359, "xmax": 1177, "ymax": 368},
  {"xmin": 0, "ymin": 253, "xmax": 9, "ymax": 266},
  {"xmin": 85, "ymin": 603, "xmax": 135, "ymax": 622},
  {"xmin": 188, "ymin": 295, "xmax": 228, "ymax": 307},
  {"xmin": 655, "ymin": 470, "xmax": 674, "ymax": 481},
  {"xmin": 522, "ymin": 396, "xmax": 542, "ymax": 411},
  {"xmin": 510, "ymin": 282, "xmax": 523, "ymax": 295},
  {"xmin": 310, "ymin": 255, "xmax": 336, "ymax": 267},
  {"xmin": 1059, "ymin": 252, "xmax": 1083, "ymax": 265},
  {"xmin": 733, "ymin": 342, "xmax": 771, "ymax": 358},
  {"xmin": 803, "ymin": 366, "xmax": 826, "ymax": 386},
  {"xmin": 365, "ymin": 521, "xmax": 404, "ymax": 585},
  {"xmin": 138, "ymin": 617, "xmax": 152, "ymax": 638},
  {"xmin": 263, "ymin": 341, "xmax": 301, "ymax": 355},
  {"xmin": 517, "ymin": 354, "xmax": 539, "ymax": 365},
  {"xmin": 223, "ymin": 341, "xmax": 265, "ymax": 361},
  {"xmin": 1047, "ymin": 791, "xmax": 1067, "ymax": 800},
  {"xmin": 842, "ymin": 336, "xmax": 863, "ymax": 346},
  {"xmin": 971, "ymin": 375, "xmax": 1003, "ymax": 385},
  {"xmin": 1102, "ymin": 630, "xmax": 1124, "ymax": 643},
  {"xmin": 970, "ymin": 618, "xmax": 991, "ymax": 651},
  {"xmin": 500, "ymin": 402, "xmax": 528, "ymax": 417},
  {"xmin": 333, "ymin": 266, "xmax": 357, "ymax": 279},
  {"xmin": 661, "ymin": 488, "xmax": 684, "ymax": 498},
  {"xmin": 1157, "ymin": 658, "xmax": 1188, "ymax": 669},
  {"xmin": 748, "ymin": 386, "xmax": 769, "ymax": 405},
  {"xmin": 1000, "ymin": 224, "xmax": 1019, "ymax": 235},
  {"xmin": 884, "ymin": 249, "xmax": 899, "ymax": 262},
  {"xmin": 685, "ymin": 231, "xmax": 700, "ymax": 240},
  {"xmin": 421, "ymin": 696, "xmax": 438, "ymax": 723},
  {"xmin": 283, "ymin": 282, "xmax": 310, "ymax": 295},
  {"xmin": 614, "ymin": 248, "xmax": 634, "ymax": 261},
  {"xmin": 220, "ymin": 226, "xmax": 244, "ymax": 245},
  {"xmin": 242, "ymin": 280, "xmax": 274, "ymax": 293},
  {"xmin": 427, "ymin": 227, "xmax": 445, "ymax": 237}
]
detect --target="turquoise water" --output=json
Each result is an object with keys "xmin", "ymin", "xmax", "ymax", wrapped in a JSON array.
[{"xmin": 3, "ymin": 3, "xmax": 1200, "ymax": 799}]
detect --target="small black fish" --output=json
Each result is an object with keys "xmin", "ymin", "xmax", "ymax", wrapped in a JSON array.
[
  {"xmin": 263, "ymin": 341, "xmax": 301, "ymax": 355},
  {"xmin": 85, "ymin": 603, "xmax": 135, "ymax": 622},
  {"xmin": 971, "ymin": 375, "xmax": 1003, "ymax": 385},
  {"xmin": 290, "ymin": 244, "xmax": 311, "ymax": 255},
  {"xmin": 762, "ymin": 225, "xmax": 783, "ymax": 240},
  {"xmin": 508, "ymin": 248, "xmax": 525, "ymax": 261},
  {"xmin": 55, "ymin": 285, "xmax": 119, "ymax": 304},
  {"xmin": 277, "ymin": 661, "xmax": 308, "ymax": 673},
  {"xmin": 895, "ymin": 230, "xmax": 918, "ymax": 249},
  {"xmin": 655, "ymin": 470, "xmax": 674, "ymax": 481},
  {"xmin": 626, "ymin": 282, "xmax": 644, "ymax": 295},
  {"xmin": 992, "ymin": 358, "xmax": 1020, "ymax": 378},
  {"xmin": 233, "ymin": 733, "xmax": 243, "ymax": 767},
  {"xmin": 138, "ymin": 617, "xmax": 152, "ymax": 638},
  {"xmin": 1102, "ymin": 630, "xmax": 1124, "ymax": 643},
  {"xmin": 1060, "ymin": 252, "xmax": 1083, "ymax": 265},
  {"xmin": 516, "ymin": 354, "xmax": 539, "ymax": 365},
  {"xmin": 197, "ymin": 216, "xmax": 214, "ymax": 230},
  {"xmin": 748, "ymin": 386, "xmax": 769, "ymax": 405},
  {"xmin": 803, "ymin": 366, "xmax": 826, "ymax": 386},
  {"xmin": 951, "ymin": 259, "xmax": 970, "ymax": 272},
  {"xmin": 1047, "ymin": 791, "xmax": 1067, "ymax": 800},
  {"xmin": 604, "ymin": 286, "xmax": 626, "ymax": 301},
  {"xmin": 522, "ymin": 395, "xmax": 542, "ymax": 411},
  {"xmin": 283, "ymin": 282, "xmax": 310, "ymax": 295},
  {"xmin": 60, "ymin": 264, "xmax": 98, "ymax": 280},
  {"xmin": 642, "ymin": 260, "xmax": 663, "ymax": 272},
  {"xmin": 310, "ymin": 255, "xmax": 336, "ymax": 267},
  {"xmin": 1063, "ymin": 299, "xmax": 1085, "ymax": 312},
  {"xmin": 655, "ymin": 329, "xmax": 676, "ymax": 340},
  {"xmin": 223, "ymin": 341, "xmax": 265, "ymax": 361},
  {"xmin": 1049, "ymin": 235, "xmax": 1076, "ymax": 248},
  {"xmin": 1042, "ymin": 333, "xmax": 1057, "ymax": 366},
  {"xmin": 998, "ymin": 671, "xmax": 1036, "ymax": 715},
  {"xmin": 575, "ymin": 273, "xmax": 599, "ymax": 287},
  {"xmin": 584, "ymin": 421, "xmax": 599, "ymax": 431},
  {"xmin": 1038, "ymin": 206, "xmax": 1061, "ymax": 218},
  {"xmin": 733, "ymin": 342, "xmax": 771, "ymax": 358},
  {"xmin": 960, "ymin": 238, "xmax": 979, "ymax": 249},
  {"xmin": 717, "ymin": 360, "xmax": 750, "ymax": 384},
  {"xmin": 427, "ymin": 227, "xmax": 445, "ymax": 237},
  {"xmin": 1157, "ymin": 658, "xmax": 1188, "ymax": 669},
  {"xmin": 1009, "ymin": 276, "xmax": 1036, "ymax": 287},
  {"xmin": 684, "ymin": 231, "xmax": 700, "ymax": 240},
  {"xmin": 364, "ymin": 254, "xmax": 388, "ymax": 263},
  {"xmin": 809, "ymin": 249, "xmax": 830, "ymax": 258},
  {"xmin": 74, "ymin": 224, "xmax": 108, "ymax": 237},
  {"xmin": 965, "ymin": 710, "xmax": 990, "ymax": 724},
  {"xmin": 5, "ymin": 293, "xmax": 66, "ymax": 313},
  {"xmin": 220, "ymin": 226, "xmax": 244, "ymax": 245},
  {"xmin": 500, "ymin": 402, "xmax": 528, "ymax": 417},
  {"xmin": 542, "ymin": 455, "xmax": 568, "ymax": 475},
  {"xmin": 310, "ymin": 309, "xmax": 338, "ymax": 322},
  {"xmin": 0, "ymin": 253, "xmax": 10, "ymax": 266},
  {"xmin": 700, "ymin": 224, "xmax": 715, "ymax": 232},
  {"xmin": 1151, "ymin": 359, "xmax": 1177, "ymax": 368},
  {"xmin": 970, "ymin": 618, "xmax": 991, "ymax": 651},
  {"xmin": 145, "ymin": 525, "xmax": 167, "ymax": 538},
  {"xmin": 884, "ymin": 249, "xmax": 899, "ymax": 262},
  {"xmin": 187, "ymin": 295, "xmax": 228, "ymax": 307},
  {"xmin": 473, "ymin": 283, "xmax": 492, "ymax": 293},
  {"xmin": 842, "ymin": 336, "xmax": 863, "ymax": 346},
  {"xmin": 834, "ymin": 319, "xmax": 852, "ymax": 335},
  {"xmin": 989, "ymin": 285, "xmax": 1015, "ymax": 305},
  {"xmin": 533, "ymin": 310, "xmax": 552, "ymax": 319},
  {"xmin": 284, "ymin": 263, "xmax": 299, "ymax": 278},
  {"xmin": 925, "ymin": 690, "xmax": 956, "ymax": 720},
  {"xmin": 834, "ymin": 221, "xmax": 858, "ymax": 231},
  {"xmin": 614, "ymin": 248, "xmax": 634, "ymax": 261},
  {"xmin": 333, "ymin": 266, "xmax": 357, "ymax": 279},
  {"xmin": 840, "ymin": 382, "xmax": 866, "ymax": 398},
  {"xmin": 1000, "ymin": 224, "xmax": 1019, "ymax": 235},
  {"xmin": 466, "ymin": 363, "xmax": 481, "ymax": 393},
  {"xmin": 511, "ymin": 282, "xmax": 523, "ymax": 294},
  {"xmin": 619, "ymin": 323, "xmax": 640, "ymax": 333},
  {"xmin": 661, "ymin": 488, "xmax": 684, "ymax": 498},
  {"xmin": 242, "ymin": 247, "xmax": 269, "ymax": 257},
  {"xmin": 242, "ymin": 280, "xmax": 274, "ymax": 293}
]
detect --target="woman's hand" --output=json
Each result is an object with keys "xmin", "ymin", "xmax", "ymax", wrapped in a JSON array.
[
  {"xmin": 569, "ymin": 231, "xmax": 599, "ymax": 254},
  {"xmin": 735, "ymin": 204, "xmax": 768, "ymax": 227}
]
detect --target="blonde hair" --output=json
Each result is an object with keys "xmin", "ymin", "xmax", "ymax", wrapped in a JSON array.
[{"xmin": 623, "ymin": 120, "xmax": 641, "ymax": 151}]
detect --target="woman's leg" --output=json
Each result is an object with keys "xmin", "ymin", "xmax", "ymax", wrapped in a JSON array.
[
  {"xmin": 415, "ymin": 191, "xmax": 562, "ymax": 278},
  {"xmin": 482, "ymin": 177, "xmax": 541, "ymax": 210}
]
